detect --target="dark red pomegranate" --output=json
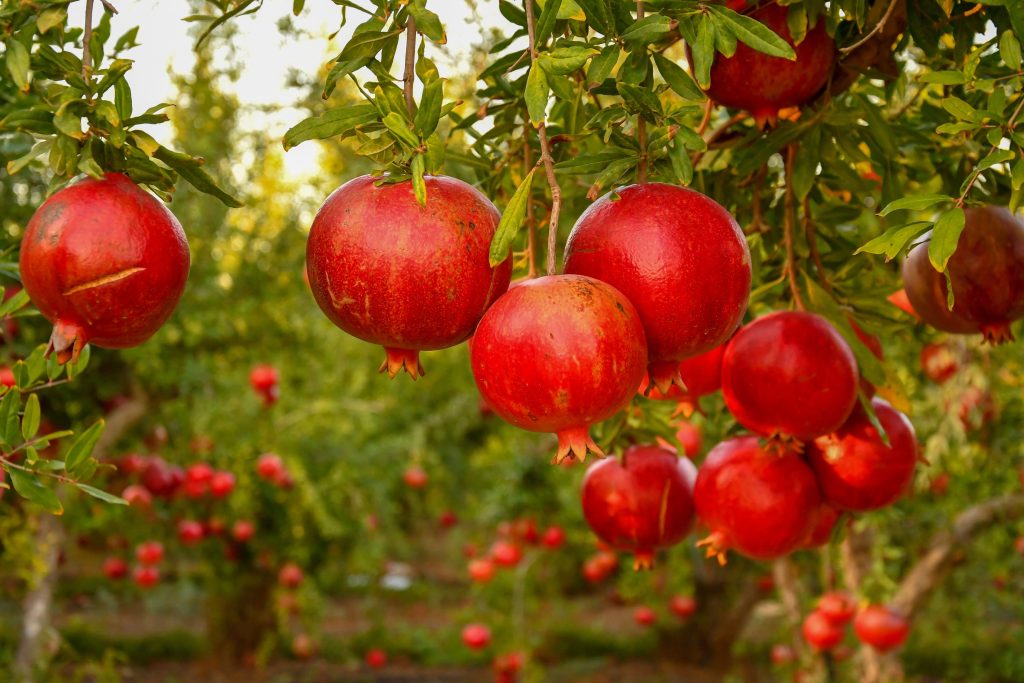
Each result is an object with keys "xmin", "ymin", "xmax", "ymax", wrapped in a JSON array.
[
  {"xmin": 209, "ymin": 471, "xmax": 236, "ymax": 497},
  {"xmin": 701, "ymin": 2, "xmax": 836, "ymax": 126},
  {"xmin": 306, "ymin": 175, "xmax": 512, "ymax": 379},
  {"xmin": 801, "ymin": 503, "xmax": 841, "ymax": 548},
  {"xmin": 722, "ymin": 312, "xmax": 859, "ymax": 442},
  {"xmin": 541, "ymin": 525, "xmax": 566, "ymax": 549},
  {"xmin": 694, "ymin": 436, "xmax": 821, "ymax": 562},
  {"xmin": 582, "ymin": 551, "xmax": 618, "ymax": 582},
  {"xmin": 19, "ymin": 173, "xmax": 190, "ymax": 364},
  {"xmin": 471, "ymin": 275, "xmax": 648, "ymax": 464},
  {"xmin": 818, "ymin": 592, "xmax": 856, "ymax": 625},
  {"xmin": 461, "ymin": 623, "xmax": 492, "ymax": 650},
  {"xmin": 903, "ymin": 206, "xmax": 1024, "ymax": 343},
  {"xmin": 669, "ymin": 595, "xmax": 697, "ymax": 619},
  {"xmin": 249, "ymin": 364, "xmax": 279, "ymax": 406},
  {"xmin": 920, "ymin": 342, "xmax": 958, "ymax": 383},
  {"xmin": 177, "ymin": 520, "xmax": 205, "ymax": 545},
  {"xmin": 103, "ymin": 557, "xmax": 129, "ymax": 580},
  {"xmin": 854, "ymin": 605, "xmax": 910, "ymax": 652},
  {"xmin": 564, "ymin": 184, "xmax": 750, "ymax": 393},
  {"xmin": 232, "ymin": 520, "xmax": 255, "ymax": 543},
  {"xmin": 365, "ymin": 649, "xmax": 388, "ymax": 669},
  {"xmin": 581, "ymin": 445, "xmax": 697, "ymax": 569},
  {"xmin": 133, "ymin": 565, "xmax": 160, "ymax": 588},
  {"xmin": 633, "ymin": 606, "xmax": 656, "ymax": 626},
  {"xmin": 770, "ymin": 643, "xmax": 795, "ymax": 665},
  {"xmin": 122, "ymin": 484, "xmax": 153, "ymax": 509},
  {"xmin": 806, "ymin": 398, "xmax": 917, "ymax": 512},
  {"xmin": 135, "ymin": 541, "xmax": 164, "ymax": 566},
  {"xmin": 803, "ymin": 610, "xmax": 844, "ymax": 651},
  {"xmin": 640, "ymin": 343, "xmax": 726, "ymax": 416},
  {"xmin": 278, "ymin": 562, "xmax": 304, "ymax": 589}
]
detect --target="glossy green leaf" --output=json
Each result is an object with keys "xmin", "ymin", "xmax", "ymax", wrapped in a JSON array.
[
  {"xmin": 652, "ymin": 53, "xmax": 704, "ymax": 101},
  {"xmin": 855, "ymin": 221, "xmax": 932, "ymax": 261},
  {"xmin": 928, "ymin": 207, "xmax": 966, "ymax": 272},
  {"xmin": 283, "ymin": 104, "xmax": 378, "ymax": 150},
  {"xmin": 411, "ymin": 153, "xmax": 426, "ymax": 207},
  {"xmin": 490, "ymin": 168, "xmax": 536, "ymax": 266},
  {"xmin": 878, "ymin": 194, "xmax": 951, "ymax": 216},
  {"xmin": 710, "ymin": 6, "xmax": 795, "ymax": 60},
  {"xmin": 65, "ymin": 420, "xmax": 105, "ymax": 478},
  {"xmin": 8, "ymin": 469, "xmax": 62, "ymax": 513},
  {"xmin": 526, "ymin": 63, "xmax": 550, "ymax": 125}
]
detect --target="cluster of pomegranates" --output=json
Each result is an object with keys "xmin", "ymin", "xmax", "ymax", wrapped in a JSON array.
[
  {"xmin": 249, "ymin": 364, "xmax": 280, "ymax": 407},
  {"xmin": 466, "ymin": 517, "xmax": 566, "ymax": 584},
  {"xmin": 800, "ymin": 591, "xmax": 911, "ymax": 654}
]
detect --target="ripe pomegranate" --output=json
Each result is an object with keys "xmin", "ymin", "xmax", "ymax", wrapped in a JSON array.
[
  {"xmin": 306, "ymin": 175, "xmax": 511, "ymax": 380},
  {"xmin": 930, "ymin": 472, "xmax": 950, "ymax": 496},
  {"xmin": 461, "ymin": 623, "xmax": 492, "ymax": 650},
  {"xmin": 232, "ymin": 520, "xmax": 255, "ymax": 543},
  {"xmin": 439, "ymin": 510, "xmax": 458, "ymax": 529},
  {"xmin": 366, "ymin": 648, "xmax": 387, "ymax": 669},
  {"xmin": 116, "ymin": 453, "xmax": 147, "ymax": 476},
  {"xmin": 256, "ymin": 452, "xmax": 286, "ymax": 481},
  {"xmin": 208, "ymin": 471, "xmax": 235, "ymax": 497},
  {"xmin": 541, "ymin": 525, "xmax": 566, "ymax": 549},
  {"xmin": 903, "ymin": 206, "xmax": 1024, "ymax": 342},
  {"xmin": 104, "ymin": 557, "xmax": 129, "ymax": 580},
  {"xmin": 803, "ymin": 610, "xmax": 844, "ymax": 651},
  {"xmin": 722, "ymin": 312, "xmax": 859, "ymax": 442},
  {"xmin": 675, "ymin": 422, "xmax": 702, "ymax": 458},
  {"xmin": 122, "ymin": 484, "xmax": 153, "ymax": 509},
  {"xmin": 511, "ymin": 518, "xmax": 540, "ymax": 545},
  {"xmin": 694, "ymin": 437, "xmax": 820, "ymax": 562},
  {"xmin": 771, "ymin": 643, "xmax": 795, "ymax": 665},
  {"xmin": 493, "ymin": 652, "xmax": 524, "ymax": 680},
  {"xmin": 818, "ymin": 592, "xmax": 856, "ymax": 625},
  {"xmin": 564, "ymin": 184, "xmax": 749, "ymax": 393},
  {"xmin": 292, "ymin": 633, "xmax": 315, "ymax": 659},
  {"xmin": 177, "ymin": 520, "xmax": 205, "ymax": 545},
  {"xmin": 135, "ymin": 541, "xmax": 164, "ymax": 566},
  {"xmin": 640, "ymin": 344, "xmax": 726, "ymax": 417},
  {"xmin": 469, "ymin": 558, "xmax": 496, "ymax": 583},
  {"xmin": 920, "ymin": 342, "xmax": 958, "ymax": 383},
  {"xmin": 757, "ymin": 574, "xmax": 775, "ymax": 592},
  {"xmin": 887, "ymin": 289, "xmax": 918, "ymax": 318},
  {"xmin": 669, "ymin": 595, "xmax": 697, "ymax": 619},
  {"xmin": 806, "ymin": 398, "xmax": 917, "ymax": 512},
  {"xmin": 249, "ymin": 364, "xmax": 279, "ymax": 406},
  {"xmin": 0, "ymin": 367, "xmax": 14, "ymax": 388},
  {"xmin": 583, "ymin": 551, "xmax": 618, "ymax": 583},
  {"xmin": 854, "ymin": 605, "xmax": 910, "ymax": 652},
  {"xmin": 581, "ymin": 445, "xmax": 697, "ymax": 568},
  {"xmin": 801, "ymin": 503, "xmax": 841, "ymax": 548},
  {"xmin": 403, "ymin": 466, "xmax": 428, "ymax": 489},
  {"xmin": 183, "ymin": 462, "xmax": 213, "ymax": 498},
  {"xmin": 278, "ymin": 562, "xmax": 304, "ymax": 589},
  {"xmin": 140, "ymin": 458, "xmax": 183, "ymax": 499},
  {"xmin": 133, "ymin": 565, "xmax": 160, "ymax": 588},
  {"xmin": 491, "ymin": 540, "xmax": 524, "ymax": 568},
  {"xmin": 700, "ymin": 3, "xmax": 836, "ymax": 126},
  {"xmin": 19, "ymin": 173, "xmax": 190, "ymax": 363},
  {"xmin": 471, "ymin": 275, "xmax": 648, "ymax": 464},
  {"xmin": 205, "ymin": 517, "xmax": 226, "ymax": 536},
  {"xmin": 633, "ymin": 606, "xmax": 656, "ymax": 626}
]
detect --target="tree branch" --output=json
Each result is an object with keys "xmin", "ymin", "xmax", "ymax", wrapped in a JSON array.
[
  {"xmin": 82, "ymin": 0, "xmax": 96, "ymax": 79},
  {"xmin": 635, "ymin": 1, "xmax": 648, "ymax": 184},
  {"xmin": 783, "ymin": 145, "xmax": 806, "ymax": 310},
  {"xmin": 403, "ymin": 16, "xmax": 417, "ymax": 116},
  {"xmin": 839, "ymin": 0, "xmax": 901, "ymax": 55},
  {"xmin": 523, "ymin": 122, "xmax": 538, "ymax": 278}
]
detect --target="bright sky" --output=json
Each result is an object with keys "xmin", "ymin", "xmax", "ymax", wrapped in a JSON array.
[{"xmin": 80, "ymin": 1, "xmax": 507, "ymax": 178}]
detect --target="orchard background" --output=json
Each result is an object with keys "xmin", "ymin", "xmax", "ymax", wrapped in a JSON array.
[{"xmin": 1, "ymin": 0, "xmax": 1024, "ymax": 682}]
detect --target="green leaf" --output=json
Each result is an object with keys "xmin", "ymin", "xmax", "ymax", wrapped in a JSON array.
[
  {"xmin": 338, "ymin": 29, "xmax": 403, "ymax": 63},
  {"xmin": 1007, "ymin": 3, "xmax": 1024, "ymax": 48},
  {"xmin": 918, "ymin": 70, "xmax": 967, "ymax": 85},
  {"xmin": 65, "ymin": 420, "xmax": 105, "ymax": 478},
  {"xmin": 710, "ymin": 6, "xmax": 795, "ymax": 60},
  {"xmin": 688, "ymin": 15, "xmax": 716, "ymax": 89},
  {"xmin": 411, "ymin": 153, "xmax": 426, "ymax": 207},
  {"xmin": 414, "ymin": 78, "xmax": 443, "ymax": 137},
  {"xmin": 539, "ymin": 46, "xmax": 596, "ymax": 76},
  {"xmin": 382, "ymin": 112, "xmax": 420, "ymax": 147},
  {"xmin": 1011, "ymin": 159, "xmax": 1024, "ymax": 190},
  {"xmin": 536, "ymin": 0, "xmax": 561, "ymax": 45},
  {"xmin": 1001, "ymin": 30, "xmax": 1022, "ymax": 71},
  {"xmin": 621, "ymin": 15, "xmax": 675, "ymax": 48},
  {"xmin": 617, "ymin": 83, "xmax": 663, "ymax": 121},
  {"xmin": 526, "ymin": 63, "xmax": 550, "ymax": 125},
  {"xmin": 114, "ymin": 79, "xmax": 133, "ymax": 120},
  {"xmin": 5, "ymin": 39, "xmax": 30, "ymax": 91},
  {"xmin": 408, "ymin": 2, "xmax": 446, "ymax": 44},
  {"xmin": 587, "ymin": 45, "xmax": 619, "ymax": 89},
  {"xmin": 941, "ymin": 97, "xmax": 982, "ymax": 123},
  {"xmin": 855, "ymin": 221, "xmax": 932, "ymax": 261},
  {"xmin": 153, "ymin": 147, "xmax": 242, "ymax": 208},
  {"xmin": 0, "ymin": 288, "xmax": 29, "ymax": 320},
  {"xmin": 282, "ymin": 104, "xmax": 378, "ymax": 150},
  {"xmin": 652, "ymin": 53, "xmax": 704, "ymax": 101},
  {"xmin": 976, "ymin": 149, "xmax": 1014, "ymax": 172},
  {"xmin": 575, "ymin": 0, "xmax": 615, "ymax": 36},
  {"xmin": 556, "ymin": 151, "xmax": 632, "ymax": 174},
  {"xmin": 928, "ymin": 207, "xmax": 966, "ymax": 272},
  {"xmin": 490, "ymin": 168, "xmax": 536, "ymax": 266},
  {"xmin": 878, "ymin": 194, "xmax": 951, "ymax": 216},
  {"xmin": 791, "ymin": 128, "xmax": 820, "ymax": 200},
  {"xmin": 37, "ymin": 7, "xmax": 68, "ymax": 34},
  {"xmin": 8, "ymin": 469, "xmax": 62, "ymax": 514},
  {"xmin": 21, "ymin": 393, "xmax": 40, "ymax": 441},
  {"xmin": 75, "ymin": 483, "xmax": 128, "ymax": 505},
  {"xmin": 669, "ymin": 136, "xmax": 693, "ymax": 185}
]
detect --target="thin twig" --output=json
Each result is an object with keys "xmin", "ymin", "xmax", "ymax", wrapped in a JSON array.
[
  {"xmin": 783, "ymin": 145, "xmax": 806, "ymax": 310},
  {"xmin": 803, "ymin": 196, "xmax": 833, "ymax": 294},
  {"xmin": 403, "ymin": 16, "xmax": 417, "ymax": 116},
  {"xmin": 524, "ymin": 0, "xmax": 563, "ymax": 276},
  {"xmin": 691, "ymin": 112, "xmax": 747, "ymax": 166},
  {"xmin": 696, "ymin": 98, "xmax": 714, "ymax": 135},
  {"xmin": 82, "ymin": 0, "xmax": 96, "ymax": 79},
  {"xmin": 523, "ymin": 123, "xmax": 538, "ymax": 278},
  {"xmin": 956, "ymin": 95, "xmax": 1024, "ymax": 207},
  {"xmin": 840, "ymin": 0, "xmax": 900, "ymax": 54},
  {"xmin": 636, "ymin": 1, "xmax": 648, "ymax": 183}
]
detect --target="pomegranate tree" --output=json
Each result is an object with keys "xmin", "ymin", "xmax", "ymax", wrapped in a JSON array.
[
  {"xmin": 306, "ymin": 175, "xmax": 512, "ymax": 379},
  {"xmin": 19, "ymin": 173, "xmax": 190, "ymax": 363},
  {"xmin": 471, "ymin": 275, "xmax": 648, "ymax": 464},
  {"xmin": 722, "ymin": 311, "xmax": 859, "ymax": 442},
  {"xmin": 564, "ymin": 183, "xmax": 750, "ymax": 393},
  {"xmin": 902, "ymin": 206, "xmax": 1024, "ymax": 342},
  {"xmin": 580, "ymin": 445, "xmax": 697, "ymax": 568},
  {"xmin": 694, "ymin": 436, "xmax": 821, "ymax": 562}
]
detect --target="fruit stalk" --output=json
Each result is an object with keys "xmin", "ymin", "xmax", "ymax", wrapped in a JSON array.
[
  {"xmin": 403, "ymin": 15, "xmax": 417, "ymax": 115},
  {"xmin": 523, "ymin": 0, "xmax": 562, "ymax": 276},
  {"xmin": 782, "ymin": 144, "xmax": 806, "ymax": 310},
  {"xmin": 523, "ymin": 122, "xmax": 538, "ymax": 278}
]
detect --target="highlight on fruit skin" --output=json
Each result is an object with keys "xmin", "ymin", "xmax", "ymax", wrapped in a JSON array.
[
  {"xmin": 19, "ymin": 172, "xmax": 191, "ymax": 364},
  {"xmin": 305, "ymin": 174, "xmax": 512, "ymax": 380},
  {"xmin": 470, "ymin": 275, "xmax": 648, "ymax": 465}
]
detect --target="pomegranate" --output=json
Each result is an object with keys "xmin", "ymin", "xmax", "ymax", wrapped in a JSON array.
[
  {"xmin": 19, "ymin": 173, "xmax": 190, "ymax": 363},
  {"xmin": 801, "ymin": 503, "xmax": 841, "ymax": 548},
  {"xmin": 541, "ymin": 525, "xmax": 566, "ymax": 549},
  {"xmin": 177, "ymin": 520, "xmax": 205, "ymax": 546},
  {"xmin": 256, "ymin": 453, "xmax": 286, "ymax": 482},
  {"xmin": 232, "ymin": 520, "xmax": 255, "ymax": 543},
  {"xmin": 103, "ymin": 557, "xmax": 129, "ymax": 580},
  {"xmin": 208, "ymin": 471, "xmax": 236, "ymax": 497},
  {"xmin": 469, "ymin": 558, "xmax": 497, "ymax": 583},
  {"xmin": 887, "ymin": 289, "xmax": 918, "ymax": 318},
  {"xmin": 722, "ymin": 312, "xmax": 859, "ymax": 442},
  {"xmin": 439, "ymin": 510, "xmax": 458, "ymax": 528},
  {"xmin": 930, "ymin": 472, "xmax": 950, "ymax": 496},
  {"xmin": 122, "ymin": 484, "xmax": 153, "ymax": 509},
  {"xmin": 471, "ymin": 275, "xmax": 648, "ymax": 464},
  {"xmin": 802, "ymin": 610, "xmax": 844, "ymax": 651},
  {"xmin": 854, "ymin": 605, "xmax": 910, "ymax": 652},
  {"xmin": 135, "ymin": 541, "xmax": 164, "ymax": 566},
  {"xmin": 306, "ymin": 175, "xmax": 511, "ymax": 379},
  {"xmin": 694, "ymin": 436, "xmax": 821, "ymax": 562},
  {"xmin": 669, "ymin": 595, "xmax": 697, "ymax": 619},
  {"xmin": 292, "ymin": 634, "xmax": 315, "ymax": 659},
  {"xmin": 461, "ymin": 623, "xmax": 492, "ymax": 650},
  {"xmin": 133, "ymin": 565, "xmax": 160, "ymax": 588},
  {"xmin": 675, "ymin": 422, "xmax": 702, "ymax": 458},
  {"xmin": 582, "ymin": 551, "xmax": 618, "ymax": 582},
  {"xmin": 249, "ymin": 364, "xmax": 279, "ymax": 406},
  {"xmin": 639, "ymin": 344, "xmax": 726, "ymax": 416},
  {"xmin": 806, "ymin": 398, "xmax": 917, "ymax": 512},
  {"xmin": 564, "ymin": 184, "xmax": 750, "ymax": 393},
  {"xmin": 278, "ymin": 562, "xmax": 304, "ymax": 589},
  {"xmin": 581, "ymin": 445, "xmax": 697, "ymax": 568},
  {"xmin": 490, "ymin": 540, "xmax": 524, "ymax": 568},
  {"xmin": 771, "ymin": 643, "xmax": 795, "ymax": 665},
  {"xmin": 633, "ymin": 606, "xmax": 656, "ymax": 626},
  {"xmin": 920, "ymin": 342, "xmax": 958, "ymax": 383},
  {"xmin": 1015, "ymin": 536, "xmax": 1024, "ymax": 558},
  {"xmin": 366, "ymin": 649, "xmax": 387, "ymax": 669},
  {"xmin": 403, "ymin": 466, "xmax": 428, "ymax": 489},
  {"xmin": 701, "ymin": 2, "xmax": 836, "ymax": 127},
  {"xmin": 493, "ymin": 652, "xmax": 524, "ymax": 680},
  {"xmin": 818, "ymin": 592, "xmax": 857, "ymax": 625},
  {"xmin": 205, "ymin": 517, "xmax": 226, "ymax": 536},
  {"xmin": 902, "ymin": 206, "xmax": 1024, "ymax": 342},
  {"xmin": 0, "ymin": 367, "xmax": 14, "ymax": 388}
]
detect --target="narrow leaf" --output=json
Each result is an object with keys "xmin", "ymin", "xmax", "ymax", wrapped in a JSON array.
[
  {"xmin": 928, "ymin": 208, "xmax": 966, "ymax": 272},
  {"xmin": 490, "ymin": 168, "xmax": 536, "ymax": 266}
]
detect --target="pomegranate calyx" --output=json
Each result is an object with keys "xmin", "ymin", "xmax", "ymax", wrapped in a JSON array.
[
  {"xmin": 379, "ymin": 347, "xmax": 425, "ymax": 380},
  {"xmin": 633, "ymin": 549, "xmax": 656, "ymax": 571},
  {"xmin": 696, "ymin": 531, "xmax": 729, "ymax": 566},
  {"xmin": 646, "ymin": 360, "xmax": 688, "ymax": 396},
  {"xmin": 48, "ymin": 319, "xmax": 88, "ymax": 365},
  {"xmin": 553, "ymin": 426, "xmax": 604, "ymax": 465},
  {"xmin": 764, "ymin": 432, "xmax": 805, "ymax": 456},
  {"xmin": 980, "ymin": 322, "xmax": 1015, "ymax": 345}
]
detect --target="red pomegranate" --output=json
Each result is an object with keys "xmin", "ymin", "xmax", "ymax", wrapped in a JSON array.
[
  {"xmin": 582, "ymin": 551, "xmax": 618, "ymax": 582},
  {"xmin": 249, "ymin": 364, "xmax": 279, "ymax": 405},
  {"xmin": 135, "ymin": 541, "xmax": 164, "ymax": 566},
  {"xmin": 700, "ymin": 2, "xmax": 836, "ymax": 126},
  {"xmin": 920, "ymin": 342, "xmax": 958, "ymax": 383},
  {"xmin": 887, "ymin": 289, "xmax": 918, "ymax": 318},
  {"xmin": 541, "ymin": 525, "xmax": 566, "ymax": 549},
  {"xmin": 232, "ymin": 520, "xmax": 255, "ymax": 543},
  {"xmin": 278, "ymin": 562, "xmax": 304, "ymax": 589},
  {"xmin": 722, "ymin": 312, "xmax": 859, "ymax": 442},
  {"xmin": 471, "ymin": 275, "xmax": 648, "ymax": 464},
  {"xmin": 675, "ymin": 422, "xmax": 702, "ymax": 458},
  {"xmin": 694, "ymin": 436, "xmax": 821, "ymax": 562},
  {"xmin": 366, "ymin": 649, "xmax": 388, "ymax": 669},
  {"xmin": 581, "ymin": 445, "xmax": 697, "ymax": 569},
  {"xmin": 641, "ymin": 344, "xmax": 727, "ymax": 417},
  {"xmin": 806, "ymin": 398, "xmax": 917, "ymax": 512},
  {"xmin": 0, "ymin": 367, "xmax": 14, "ymax": 388},
  {"xmin": 177, "ymin": 520, "xmax": 205, "ymax": 545},
  {"xmin": 854, "ymin": 605, "xmax": 910, "ymax": 652},
  {"xmin": 490, "ymin": 540, "xmax": 524, "ymax": 568},
  {"xmin": 564, "ymin": 184, "xmax": 750, "ymax": 393},
  {"xmin": 461, "ymin": 623, "xmax": 492, "ymax": 650},
  {"xmin": 803, "ymin": 610, "xmax": 844, "ymax": 651},
  {"xmin": 256, "ymin": 453, "xmax": 286, "ymax": 482},
  {"xmin": 103, "ymin": 557, "xmax": 129, "ymax": 580},
  {"xmin": 306, "ymin": 175, "xmax": 512, "ymax": 380},
  {"xmin": 292, "ymin": 634, "xmax": 315, "ymax": 659},
  {"xmin": 771, "ymin": 643, "xmax": 795, "ymax": 665},
  {"xmin": 469, "ymin": 558, "xmax": 496, "ymax": 583},
  {"xmin": 133, "ymin": 565, "xmax": 160, "ymax": 588},
  {"xmin": 122, "ymin": 484, "xmax": 153, "ymax": 509},
  {"xmin": 818, "ymin": 592, "xmax": 856, "ymax": 625},
  {"xmin": 633, "ymin": 606, "xmax": 656, "ymax": 626},
  {"xmin": 669, "ymin": 595, "xmax": 697, "ymax": 619},
  {"xmin": 801, "ymin": 503, "xmax": 841, "ymax": 548},
  {"xmin": 902, "ymin": 206, "xmax": 1024, "ymax": 343},
  {"xmin": 19, "ymin": 173, "xmax": 190, "ymax": 363},
  {"xmin": 209, "ymin": 471, "xmax": 236, "ymax": 497}
]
